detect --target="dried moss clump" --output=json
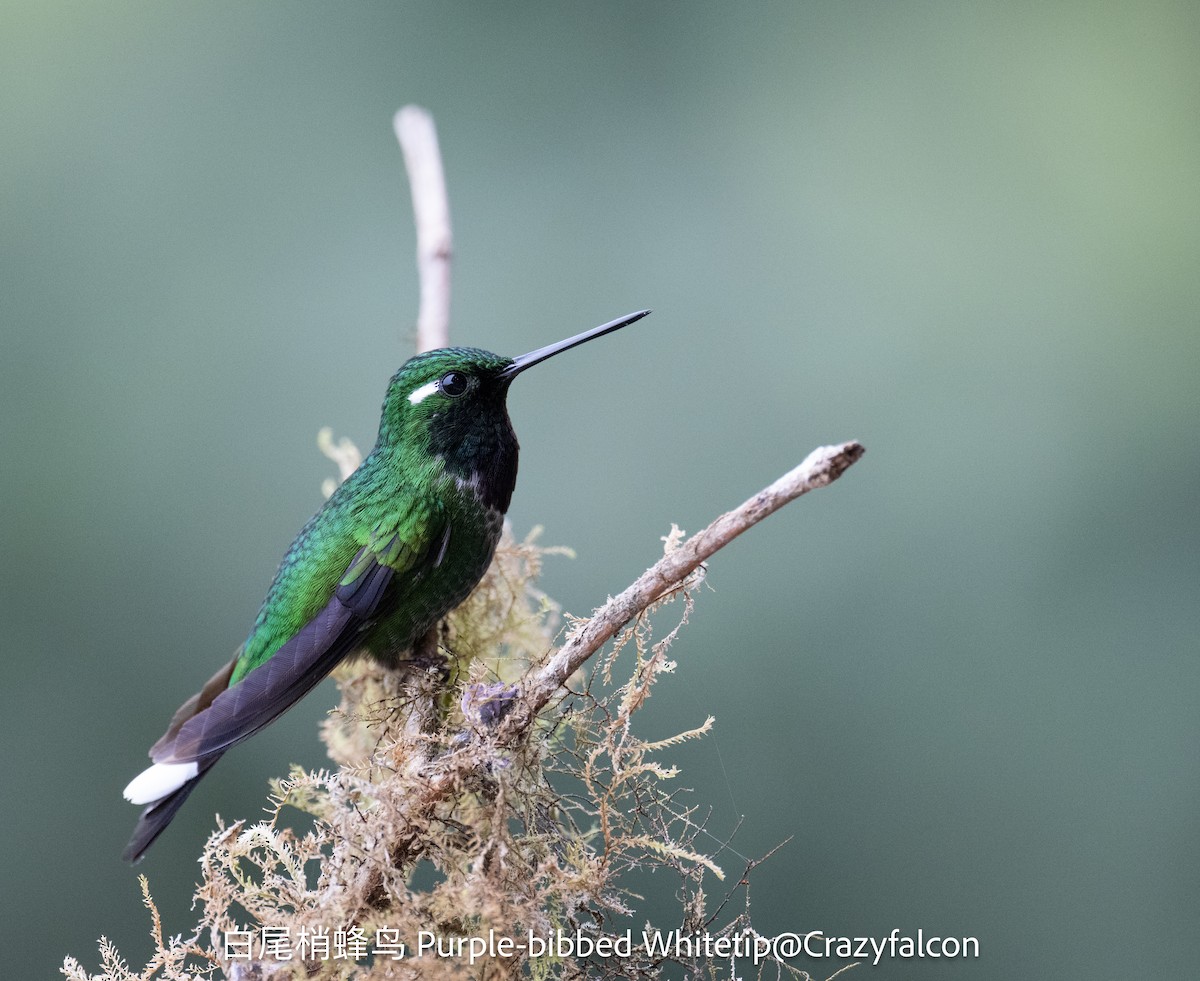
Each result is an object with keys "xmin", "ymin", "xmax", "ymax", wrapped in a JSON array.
[{"xmin": 65, "ymin": 527, "xmax": 804, "ymax": 981}]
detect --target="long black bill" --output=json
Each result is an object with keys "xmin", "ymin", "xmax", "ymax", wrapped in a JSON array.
[{"xmin": 499, "ymin": 309, "xmax": 650, "ymax": 381}]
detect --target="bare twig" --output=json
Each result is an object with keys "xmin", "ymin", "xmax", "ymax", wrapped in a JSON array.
[
  {"xmin": 503, "ymin": 441, "xmax": 866, "ymax": 733},
  {"xmin": 313, "ymin": 105, "xmax": 450, "ymax": 493},
  {"xmin": 393, "ymin": 105, "xmax": 456, "ymax": 761},
  {"xmin": 394, "ymin": 105, "xmax": 452, "ymax": 353}
]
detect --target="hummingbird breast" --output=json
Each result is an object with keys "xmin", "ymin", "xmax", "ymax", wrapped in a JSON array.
[
  {"xmin": 358, "ymin": 397, "xmax": 520, "ymax": 664},
  {"xmin": 360, "ymin": 468, "xmax": 508, "ymax": 665}
]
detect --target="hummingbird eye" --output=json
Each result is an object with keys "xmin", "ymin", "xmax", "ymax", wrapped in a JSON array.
[{"xmin": 438, "ymin": 371, "xmax": 469, "ymax": 398}]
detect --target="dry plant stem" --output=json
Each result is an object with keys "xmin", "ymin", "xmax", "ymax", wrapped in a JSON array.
[
  {"xmin": 393, "ymin": 105, "xmax": 455, "ymax": 745},
  {"xmin": 394, "ymin": 105, "xmax": 452, "ymax": 353},
  {"xmin": 506, "ymin": 440, "xmax": 866, "ymax": 732}
]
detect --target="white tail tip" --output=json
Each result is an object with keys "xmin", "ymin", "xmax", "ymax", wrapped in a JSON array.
[{"xmin": 123, "ymin": 761, "xmax": 199, "ymax": 805}]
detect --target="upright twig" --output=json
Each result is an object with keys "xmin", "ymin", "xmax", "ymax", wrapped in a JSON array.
[
  {"xmin": 392, "ymin": 105, "xmax": 456, "ymax": 741},
  {"xmin": 394, "ymin": 105, "xmax": 452, "ymax": 353}
]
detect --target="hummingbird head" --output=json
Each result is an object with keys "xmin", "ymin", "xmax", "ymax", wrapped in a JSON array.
[{"xmin": 376, "ymin": 310, "xmax": 650, "ymax": 513}]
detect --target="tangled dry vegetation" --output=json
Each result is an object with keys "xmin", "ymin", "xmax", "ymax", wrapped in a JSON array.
[{"xmin": 64, "ymin": 526, "xmax": 810, "ymax": 981}]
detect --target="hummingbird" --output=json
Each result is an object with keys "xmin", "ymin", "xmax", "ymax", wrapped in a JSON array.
[{"xmin": 122, "ymin": 309, "xmax": 650, "ymax": 862}]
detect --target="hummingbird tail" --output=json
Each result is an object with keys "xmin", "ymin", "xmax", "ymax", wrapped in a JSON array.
[
  {"xmin": 122, "ymin": 755, "xmax": 221, "ymax": 863},
  {"xmin": 121, "ymin": 569, "xmax": 392, "ymax": 861}
]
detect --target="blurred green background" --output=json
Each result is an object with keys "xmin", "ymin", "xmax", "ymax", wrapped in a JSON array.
[{"xmin": 3, "ymin": 2, "xmax": 1197, "ymax": 978}]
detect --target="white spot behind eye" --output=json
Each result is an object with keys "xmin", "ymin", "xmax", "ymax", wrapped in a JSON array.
[{"xmin": 408, "ymin": 380, "xmax": 441, "ymax": 405}]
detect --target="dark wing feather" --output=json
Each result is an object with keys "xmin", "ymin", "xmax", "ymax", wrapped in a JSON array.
[
  {"xmin": 150, "ymin": 654, "xmax": 237, "ymax": 758},
  {"xmin": 155, "ymin": 559, "xmax": 387, "ymax": 764},
  {"xmin": 125, "ymin": 504, "xmax": 448, "ymax": 862},
  {"xmin": 150, "ymin": 515, "xmax": 447, "ymax": 765},
  {"xmin": 337, "ymin": 538, "xmax": 402, "ymax": 615}
]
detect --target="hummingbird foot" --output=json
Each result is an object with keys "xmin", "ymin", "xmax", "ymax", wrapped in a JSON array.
[{"xmin": 409, "ymin": 625, "xmax": 451, "ymax": 682}]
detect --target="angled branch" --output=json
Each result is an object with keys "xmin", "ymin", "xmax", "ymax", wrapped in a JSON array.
[{"xmin": 501, "ymin": 440, "xmax": 866, "ymax": 734}]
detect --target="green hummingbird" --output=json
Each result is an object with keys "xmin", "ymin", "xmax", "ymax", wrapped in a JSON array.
[{"xmin": 122, "ymin": 309, "xmax": 650, "ymax": 862}]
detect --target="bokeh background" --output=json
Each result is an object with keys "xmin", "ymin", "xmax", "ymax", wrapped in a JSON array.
[{"xmin": 3, "ymin": 2, "xmax": 1198, "ymax": 978}]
